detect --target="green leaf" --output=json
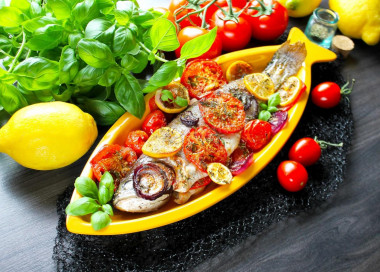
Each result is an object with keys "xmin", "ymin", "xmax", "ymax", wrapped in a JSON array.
[
  {"xmin": 147, "ymin": 61, "xmax": 177, "ymax": 87},
  {"xmin": 81, "ymin": 99, "xmax": 125, "ymax": 125},
  {"xmin": 29, "ymin": 1, "xmax": 43, "ymax": 17},
  {"xmin": 98, "ymin": 65, "xmax": 121, "ymax": 87},
  {"xmin": 130, "ymin": 50, "xmax": 148, "ymax": 74},
  {"xmin": 113, "ymin": 26, "xmax": 136, "ymax": 56},
  {"xmin": 114, "ymin": 0, "xmax": 134, "ymax": 25},
  {"xmin": 120, "ymin": 54, "xmax": 139, "ymax": 71},
  {"xmin": 258, "ymin": 110, "xmax": 271, "ymax": 121},
  {"xmin": 46, "ymin": 0, "xmax": 71, "ymax": 20},
  {"xmin": 52, "ymin": 86, "xmax": 74, "ymax": 102},
  {"xmin": 115, "ymin": 73, "xmax": 145, "ymax": 119},
  {"xmin": 133, "ymin": 10, "xmax": 155, "ymax": 26},
  {"xmin": 74, "ymin": 176, "xmax": 99, "ymax": 199},
  {"xmin": 0, "ymin": 83, "xmax": 28, "ymax": 114},
  {"xmin": 35, "ymin": 89, "xmax": 54, "ymax": 102},
  {"xmin": 97, "ymin": 0, "xmax": 114, "ymax": 14},
  {"xmin": 68, "ymin": 32, "xmax": 83, "ymax": 48},
  {"xmin": 268, "ymin": 92, "xmax": 281, "ymax": 107},
  {"xmin": 10, "ymin": 0, "xmax": 31, "ymax": 14},
  {"xmin": 13, "ymin": 57, "xmax": 59, "ymax": 91},
  {"xmin": 77, "ymin": 39, "xmax": 115, "ymax": 68},
  {"xmin": 268, "ymin": 106, "xmax": 278, "ymax": 113},
  {"xmin": 102, "ymin": 204, "xmax": 113, "ymax": 216},
  {"xmin": 180, "ymin": 27, "xmax": 217, "ymax": 60},
  {"xmin": 59, "ymin": 45, "xmax": 79, "ymax": 84},
  {"xmin": 259, "ymin": 102, "xmax": 268, "ymax": 110},
  {"xmin": 73, "ymin": 65, "xmax": 105, "ymax": 87},
  {"xmin": 65, "ymin": 197, "xmax": 100, "ymax": 216},
  {"xmin": 0, "ymin": 7, "xmax": 24, "ymax": 27},
  {"xmin": 161, "ymin": 89, "xmax": 173, "ymax": 102},
  {"xmin": 150, "ymin": 18, "xmax": 179, "ymax": 51},
  {"xmin": 39, "ymin": 47, "xmax": 62, "ymax": 62},
  {"xmin": 22, "ymin": 16, "xmax": 60, "ymax": 33},
  {"xmin": 91, "ymin": 211, "xmax": 111, "ymax": 231},
  {"xmin": 26, "ymin": 24, "xmax": 64, "ymax": 51},
  {"xmin": 72, "ymin": 0, "xmax": 101, "ymax": 27},
  {"xmin": 0, "ymin": 34, "xmax": 12, "ymax": 58},
  {"xmin": 175, "ymin": 96, "xmax": 188, "ymax": 107},
  {"xmin": 98, "ymin": 171, "xmax": 114, "ymax": 205},
  {"xmin": 85, "ymin": 18, "xmax": 115, "ymax": 45}
]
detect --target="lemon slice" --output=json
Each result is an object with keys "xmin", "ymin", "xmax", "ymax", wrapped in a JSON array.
[
  {"xmin": 207, "ymin": 163, "xmax": 233, "ymax": 185},
  {"xmin": 243, "ymin": 73, "xmax": 275, "ymax": 101},
  {"xmin": 142, "ymin": 127, "xmax": 183, "ymax": 158},
  {"xmin": 278, "ymin": 76, "xmax": 303, "ymax": 107},
  {"xmin": 226, "ymin": 60, "xmax": 254, "ymax": 81},
  {"xmin": 155, "ymin": 82, "xmax": 190, "ymax": 114}
]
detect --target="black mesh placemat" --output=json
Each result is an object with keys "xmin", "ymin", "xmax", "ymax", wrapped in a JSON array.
[{"xmin": 53, "ymin": 55, "xmax": 353, "ymax": 271}]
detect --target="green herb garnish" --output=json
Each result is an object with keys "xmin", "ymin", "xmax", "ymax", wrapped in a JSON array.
[{"xmin": 258, "ymin": 92, "xmax": 281, "ymax": 121}]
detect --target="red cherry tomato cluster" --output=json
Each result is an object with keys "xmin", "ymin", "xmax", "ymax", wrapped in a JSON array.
[
  {"xmin": 277, "ymin": 137, "xmax": 343, "ymax": 192},
  {"xmin": 169, "ymin": 0, "xmax": 288, "ymax": 59}
]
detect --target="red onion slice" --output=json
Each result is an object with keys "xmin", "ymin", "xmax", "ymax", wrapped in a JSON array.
[
  {"xmin": 229, "ymin": 154, "xmax": 254, "ymax": 176},
  {"xmin": 269, "ymin": 111, "xmax": 288, "ymax": 135}
]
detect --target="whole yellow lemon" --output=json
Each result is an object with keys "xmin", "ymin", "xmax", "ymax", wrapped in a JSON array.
[
  {"xmin": 0, "ymin": 101, "xmax": 98, "ymax": 170},
  {"xmin": 279, "ymin": 0, "xmax": 322, "ymax": 17},
  {"xmin": 329, "ymin": 0, "xmax": 380, "ymax": 45}
]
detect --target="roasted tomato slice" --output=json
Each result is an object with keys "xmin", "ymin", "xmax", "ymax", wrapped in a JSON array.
[
  {"xmin": 124, "ymin": 130, "xmax": 149, "ymax": 156},
  {"xmin": 199, "ymin": 92, "xmax": 245, "ymax": 134},
  {"xmin": 183, "ymin": 126, "xmax": 228, "ymax": 172},
  {"xmin": 181, "ymin": 59, "xmax": 227, "ymax": 99},
  {"xmin": 190, "ymin": 176, "xmax": 212, "ymax": 190},
  {"xmin": 241, "ymin": 119, "xmax": 272, "ymax": 151}
]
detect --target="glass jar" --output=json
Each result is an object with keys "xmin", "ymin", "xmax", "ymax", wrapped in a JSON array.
[{"xmin": 305, "ymin": 8, "xmax": 339, "ymax": 48}]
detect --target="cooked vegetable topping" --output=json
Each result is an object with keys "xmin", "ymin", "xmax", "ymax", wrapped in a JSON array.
[
  {"xmin": 207, "ymin": 163, "xmax": 233, "ymax": 185},
  {"xmin": 244, "ymin": 73, "xmax": 275, "ymax": 101},
  {"xmin": 226, "ymin": 60, "xmax": 254, "ymax": 81},
  {"xmin": 142, "ymin": 127, "xmax": 183, "ymax": 158},
  {"xmin": 278, "ymin": 76, "xmax": 303, "ymax": 107},
  {"xmin": 155, "ymin": 82, "xmax": 190, "ymax": 114}
]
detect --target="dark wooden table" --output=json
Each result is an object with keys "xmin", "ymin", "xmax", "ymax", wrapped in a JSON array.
[{"xmin": 1, "ymin": 1, "xmax": 379, "ymax": 271}]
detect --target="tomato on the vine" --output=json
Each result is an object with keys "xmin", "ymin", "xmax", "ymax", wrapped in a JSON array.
[
  {"xmin": 244, "ymin": 0, "xmax": 288, "ymax": 41},
  {"xmin": 175, "ymin": 26, "xmax": 222, "ymax": 59},
  {"xmin": 142, "ymin": 110, "xmax": 167, "ymax": 135},
  {"xmin": 288, "ymin": 137, "xmax": 321, "ymax": 166},
  {"xmin": 277, "ymin": 160, "xmax": 308, "ymax": 192},
  {"xmin": 169, "ymin": 0, "xmax": 202, "ymax": 29},
  {"xmin": 209, "ymin": 7, "xmax": 252, "ymax": 52},
  {"xmin": 205, "ymin": 0, "xmax": 249, "ymax": 24}
]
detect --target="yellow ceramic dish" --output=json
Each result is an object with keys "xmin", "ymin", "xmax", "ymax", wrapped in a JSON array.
[{"xmin": 66, "ymin": 28, "xmax": 336, "ymax": 235}]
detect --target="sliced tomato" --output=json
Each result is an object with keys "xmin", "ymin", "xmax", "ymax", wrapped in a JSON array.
[
  {"xmin": 190, "ymin": 176, "xmax": 212, "ymax": 190},
  {"xmin": 199, "ymin": 92, "xmax": 245, "ymax": 134},
  {"xmin": 90, "ymin": 144, "xmax": 122, "ymax": 165},
  {"xmin": 242, "ymin": 119, "xmax": 272, "ymax": 151},
  {"xmin": 124, "ymin": 130, "xmax": 149, "ymax": 156},
  {"xmin": 181, "ymin": 59, "xmax": 227, "ymax": 99},
  {"xmin": 183, "ymin": 126, "xmax": 228, "ymax": 172}
]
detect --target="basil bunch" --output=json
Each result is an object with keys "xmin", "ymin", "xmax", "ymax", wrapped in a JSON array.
[
  {"xmin": 66, "ymin": 172, "xmax": 115, "ymax": 231},
  {"xmin": 0, "ymin": 0, "xmax": 216, "ymax": 124}
]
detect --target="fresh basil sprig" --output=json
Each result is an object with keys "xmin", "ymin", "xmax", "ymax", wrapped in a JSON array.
[
  {"xmin": 161, "ymin": 89, "xmax": 189, "ymax": 108},
  {"xmin": 65, "ymin": 172, "xmax": 115, "ymax": 231},
  {"xmin": 258, "ymin": 92, "xmax": 281, "ymax": 121}
]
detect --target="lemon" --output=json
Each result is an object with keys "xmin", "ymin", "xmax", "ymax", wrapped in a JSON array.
[
  {"xmin": 329, "ymin": 0, "xmax": 380, "ymax": 45},
  {"xmin": 243, "ymin": 73, "xmax": 275, "ymax": 101},
  {"xmin": 142, "ymin": 127, "xmax": 182, "ymax": 158},
  {"xmin": 0, "ymin": 101, "xmax": 98, "ymax": 170},
  {"xmin": 279, "ymin": 0, "xmax": 322, "ymax": 17}
]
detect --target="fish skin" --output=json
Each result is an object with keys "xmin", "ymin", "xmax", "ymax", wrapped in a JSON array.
[{"xmin": 113, "ymin": 41, "xmax": 306, "ymax": 213}]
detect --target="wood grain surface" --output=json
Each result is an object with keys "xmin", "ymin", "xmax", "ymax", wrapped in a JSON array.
[{"xmin": 0, "ymin": 1, "xmax": 379, "ymax": 271}]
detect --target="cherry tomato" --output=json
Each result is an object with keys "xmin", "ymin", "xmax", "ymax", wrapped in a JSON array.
[
  {"xmin": 244, "ymin": 0, "xmax": 288, "ymax": 41},
  {"xmin": 277, "ymin": 160, "xmax": 308, "ymax": 192},
  {"xmin": 153, "ymin": 7, "xmax": 178, "ymax": 31},
  {"xmin": 183, "ymin": 126, "xmax": 228, "ymax": 172},
  {"xmin": 175, "ymin": 26, "xmax": 222, "ymax": 60},
  {"xmin": 209, "ymin": 7, "xmax": 252, "ymax": 52},
  {"xmin": 148, "ymin": 95, "xmax": 158, "ymax": 111},
  {"xmin": 142, "ymin": 110, "xmax": 167, "ymax": 136},
  {"xmin": 311, "ymin": 82, "xmax": 341, "ymax": 108},
  {"xmin": 241, "ymin": 119, "xmax": 272, "ymax": 151},
  {"xmin": 205, "ymin": 0, "xmax": 248, "ymax": 24},
  {"xmin": 124, "ymin": 130, "xmax": 149, "ymax": 156},
  {"xmin": 288, "ymin": 137, "xmax": 321, "ymax": 166},
  {"xmin": 199, "ymin": 92, "xmax": 245, "ymax": 133},
  {"xmin": 181, "ymin": 59, "xmax": 227, "ymax": 99},
  {"xmin": 169, "ymin": 0, "xmax": 202, "ymax": 29}
]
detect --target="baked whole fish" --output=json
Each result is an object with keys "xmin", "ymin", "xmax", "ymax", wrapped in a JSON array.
[{"xmin": 113, "ymin": 41, "xmax": 306, "ymax": 213}]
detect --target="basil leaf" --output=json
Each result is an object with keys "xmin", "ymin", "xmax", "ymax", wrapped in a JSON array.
[
  {"xmin": 91, "ymin": 211, "xmax": 111, "ymax": 231},
  {"xmin": 46, "ymin": 0, "xmax": 71, "ymax": 20},
  {"xmin": 175, "ymin": 96, "xmax": 188, "ymax": 107},
  {"xmin": 13, "ymin": 57, "xmax": 59, "ymax": 91},
  {"xmin": 115, "ymin": 73, "xmax": 145, "ymax": 119},
  {"xmin": 39, "ymin": 47, "xmax": 62, "ymax": 62},
  {"xmin": 35, "ymin": 89, "xmax": 54, "ymax": 102},
  {"xmin": 68, "ymin": 32, "xmax": 83, "ymax": 49},
  {"xmin": 102, "ymin": 204, "xmax": 113, "ymax": 216},
  {"xmin": 258, "ymin": 110, "xmax": 271, "ymax": 121},
  {"xmin": 10, "ymin": 0, "xmax": 31, "ymax": 14},
  {"xmin": 77, "ymin": 39, "xmax": 115, "ymax": 68},
  {"xmin": 29, "ymin": 1, "xmax": 43, "ymax": 17},
  {"xmin": 0, "ymin": 34, "xmax": 12, "ymax": 58},
  {"xmin": 98, "ymin": 65, "xmax": 121, "ymax": 87},
  {"xmin": 97, "ymin": 0, "xmax": 114, "ymax": 14},
  {"xmin": 120, "ymin": 54, "xmax": 139, "ymax": 71},
  {"xmin": 85, "ymin": 18, "xmax": 115, "ymax": 45},
  {"xmin": 81, "ymin": 99, "xmax": 125, "ymax": 126},
  {"xmin": 161, "ymin": 89, "xmax": 173, "ymax": 102},
  {"xmin": 114, "ymin": 0, "xmax": 134, "ymax": 25},
  {"xmin": 26, "ymin": 24, "xmax": 64, "ymax": 51},
  {"xmin": 180, "ymin": 27, "xmax": 217, "ymax": 60},
  {"xmin": 65, "ymin": 197, "xmax": 100, "ymax": 216},
  {"xmin": 268, "ymin": 106, "xmax": 278, "ymax": 113},
  {"xmin": 73, "ymin": 65, "xmax": 105, "ymax": 87},
  {"xmin": 146, "ymin": 61, "xmax": 177, "ymax": 88},
  {"xmin": 130, "ymin": 50, "xmax": 148, "ymax": 73},
  {"xmin": 150, "ymin": 18, "xmax": 179, "ymax": 51},
  {"xmin": 52, "ymin": 86, "xmax": 74, "ymax": 102},
  {"xmin": 268, "ymin": 92, "xmax": 281, "ymax": 107},
  {"xmin": 259, "ymin": 103, "xmax": 268, "ymax": 110},
  {"xmin": 22, "ymin": 16, "xmax": 60, "ymax": 33},
  {"xmin": 0, "ymin": 83, "xmax": 28, "ymax": 114},
  {"xmin": 98, "ymin": 171, "xmax": 114, "ymax": 205},
  {"xmin": 74, "ymin": 176, "xmax": 99, "ymax": 199},
  {"xmin": 72, "ymin": 0, "xmax": 101, "ymax": 27},
  {"xmin": 0, "ymin": 7, "xmax": 24, "ymax": 27},
  {"xmin": 59, "ymin": 46, "xmax": 79, "ymax": 84},
  {"xmin": 133, "ymin": 10, "xmax": 155, "ymax": 26},
  {"xmin": 113, "ymin": 26, "xmax": 136, "ymax": 56}
]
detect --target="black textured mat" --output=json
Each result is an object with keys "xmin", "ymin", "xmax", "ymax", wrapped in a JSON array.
[{"xmin": 53, "ymin": 56, "xmax": 353, "ymax": 271}]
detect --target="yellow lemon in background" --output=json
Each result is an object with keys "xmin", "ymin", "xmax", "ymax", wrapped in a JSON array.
[
  {"xmin": 329, "ymin": 0, "xmax": 380, "ymax": 45},
  {"xmin": 279, "ymin": 0, "xmax": 322, "ymax": 17},
  {"xmin": 0, "ymin": 101, "xmax": 98, "ymax": 170}
]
